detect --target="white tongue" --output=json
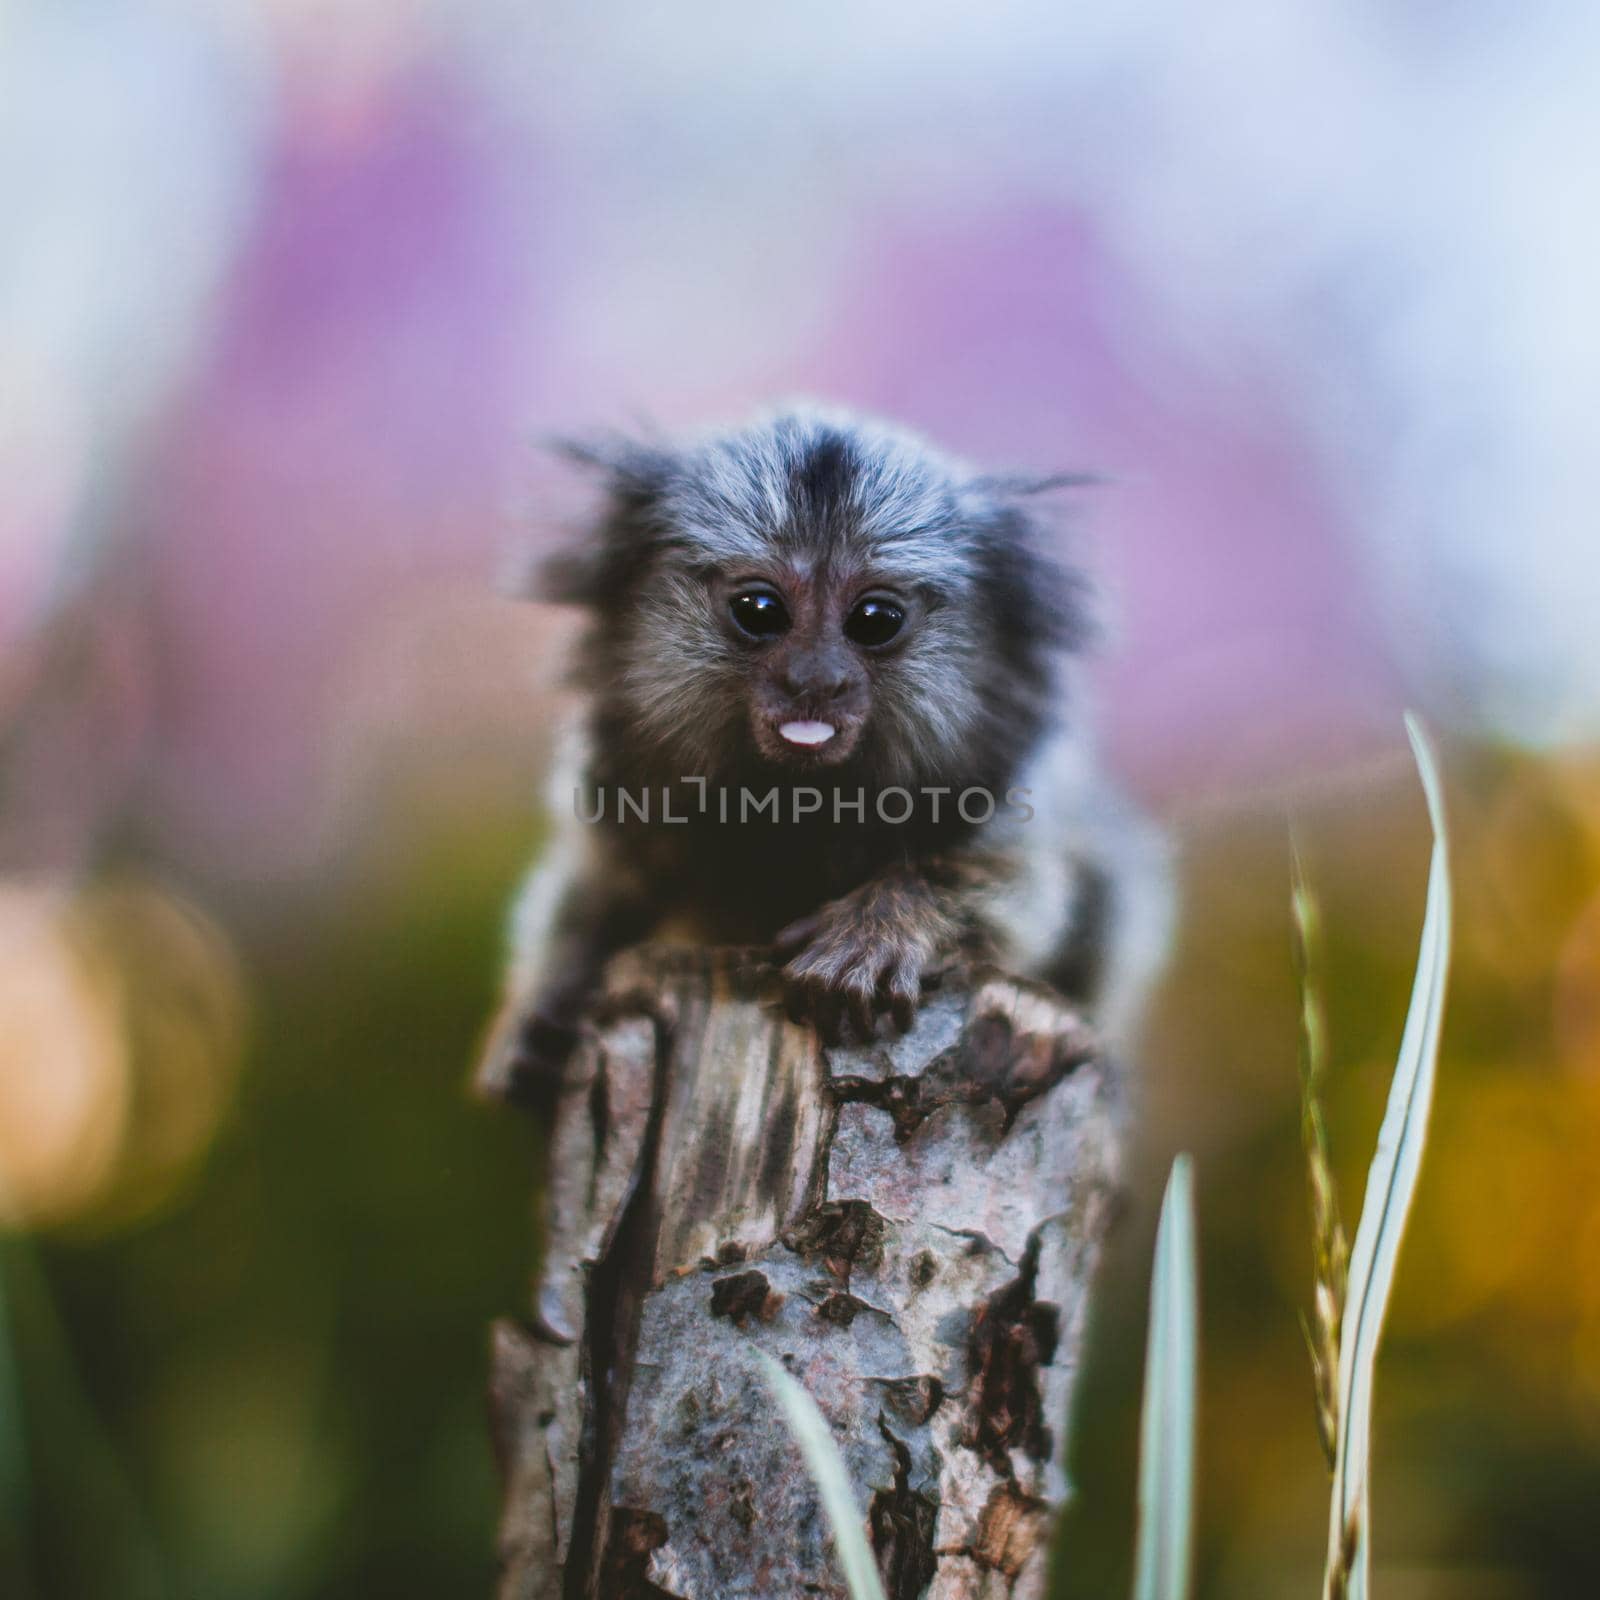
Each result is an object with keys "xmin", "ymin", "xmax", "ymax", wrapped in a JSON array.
[{"xmin": 778, "ymin": 720, "xmax": 836, "ymax": 747}]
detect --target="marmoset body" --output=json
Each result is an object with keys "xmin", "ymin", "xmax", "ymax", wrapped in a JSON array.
[{"xmin": 478, "ymin": 406, "xmax": 1170, "ymax": 1105}]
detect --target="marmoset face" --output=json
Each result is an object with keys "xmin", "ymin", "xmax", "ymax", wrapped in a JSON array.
[
  {"xmin": 713, "ymin": 562, "xmax": 925, "ymax": 768},
  {"xmin": 551, "ymin": 407, "xmax": 1085, "ymax": 789}
]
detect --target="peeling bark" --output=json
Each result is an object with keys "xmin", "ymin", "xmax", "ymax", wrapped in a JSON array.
[{"xmin": 487, "ymin": 948, "xmax": 1123, "ymax": 1600}]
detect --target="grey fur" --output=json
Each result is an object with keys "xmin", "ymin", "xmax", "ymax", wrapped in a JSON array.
[{"xmin": 478, "ymin": 404, "xmax": 1170, "ymax": 1106}]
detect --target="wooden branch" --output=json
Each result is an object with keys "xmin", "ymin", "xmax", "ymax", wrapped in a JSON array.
[{"xmin": 487, "ymin": 946, "xmax": 1124, "ymax": 1600}]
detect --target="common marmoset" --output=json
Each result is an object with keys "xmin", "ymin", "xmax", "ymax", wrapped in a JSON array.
[{"xmin": 478, "ymin": 406, "xmax": 1170, "ymax": 1106}]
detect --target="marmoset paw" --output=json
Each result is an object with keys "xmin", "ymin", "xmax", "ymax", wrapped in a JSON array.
[{"xmin": 776, "ymin": 890, "xmax": 948, "ymax": 1043}]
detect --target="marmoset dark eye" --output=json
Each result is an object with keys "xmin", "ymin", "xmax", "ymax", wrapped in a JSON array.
[
  {"xmin": 844, "ymin": 597, "xmax": 905, "ymax": 647},
  {"xmin": 729, "ymin": 590, "xmax": 791, "ymax": 638}
]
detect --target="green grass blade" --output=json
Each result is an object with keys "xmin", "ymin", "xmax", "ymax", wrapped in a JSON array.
[
  {"xmin": 756, "ymin": 1350, "xmax": 888, "ymax": 1600},
  {"xmin": 1133, "ymin": 1153, "xmax": 1198, "ymax": 1600},
  {"xmin": 1324, "ymin": 714, "xmax": 1452, "ymax": 1600}
]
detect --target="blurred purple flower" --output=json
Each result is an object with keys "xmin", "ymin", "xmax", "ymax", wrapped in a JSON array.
[{"xmin": 145, "ymin": 64, "xmax": 539, "ymax": 871}]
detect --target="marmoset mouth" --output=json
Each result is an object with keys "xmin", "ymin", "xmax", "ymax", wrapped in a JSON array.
[
  {"xmin": 754, "ymin": 709, "xmax": 862, "ymax": 766},
  {"xmin": 778, "ymin": 720, "xmax": 835, "ymax": 747}
]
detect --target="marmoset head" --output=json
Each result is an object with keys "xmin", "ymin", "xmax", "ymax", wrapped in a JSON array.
[{"xmin": 540, "ymin": 406, "xmax": 1093, "ymax": 788}]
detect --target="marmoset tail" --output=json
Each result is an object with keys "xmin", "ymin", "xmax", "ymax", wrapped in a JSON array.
[{"xmin": 478, "ymin": 404, "xmax": 1171, "ymax": 1106}]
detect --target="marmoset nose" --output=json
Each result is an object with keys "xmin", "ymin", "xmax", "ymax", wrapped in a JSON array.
[{"xmin": 778, "ymin": 651, "xmax": 853, "ymax": 701}]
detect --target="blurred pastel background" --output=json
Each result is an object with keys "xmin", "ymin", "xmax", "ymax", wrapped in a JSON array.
[{"xmin": 3, "ymin": 3, "xmax": 1599, "ymax": 1596}]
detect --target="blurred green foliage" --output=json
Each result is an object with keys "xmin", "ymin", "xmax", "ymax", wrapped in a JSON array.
[
  {"xmin": 4, "ymin": 815, "xmax": 542, "ymax": 1599},
  {"xmin": 1060, "ymin": 745, "xmax": 1600, "ymax": 1600}
]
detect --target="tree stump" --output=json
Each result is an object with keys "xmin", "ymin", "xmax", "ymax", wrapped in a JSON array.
[{"xmin": 487, "ymin": 945, "xmax": 1124, "ymax": 1600}]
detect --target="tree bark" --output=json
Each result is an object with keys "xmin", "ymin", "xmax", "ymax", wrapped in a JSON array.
[{"xmin": 487, "ymin": 945, "xmax": 1124, "ymax": 1600}]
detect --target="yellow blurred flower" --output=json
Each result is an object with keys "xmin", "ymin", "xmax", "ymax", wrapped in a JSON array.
[{"xmin": 0, "ymin": 874, "xmax": 245, "ymax": 1231}]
